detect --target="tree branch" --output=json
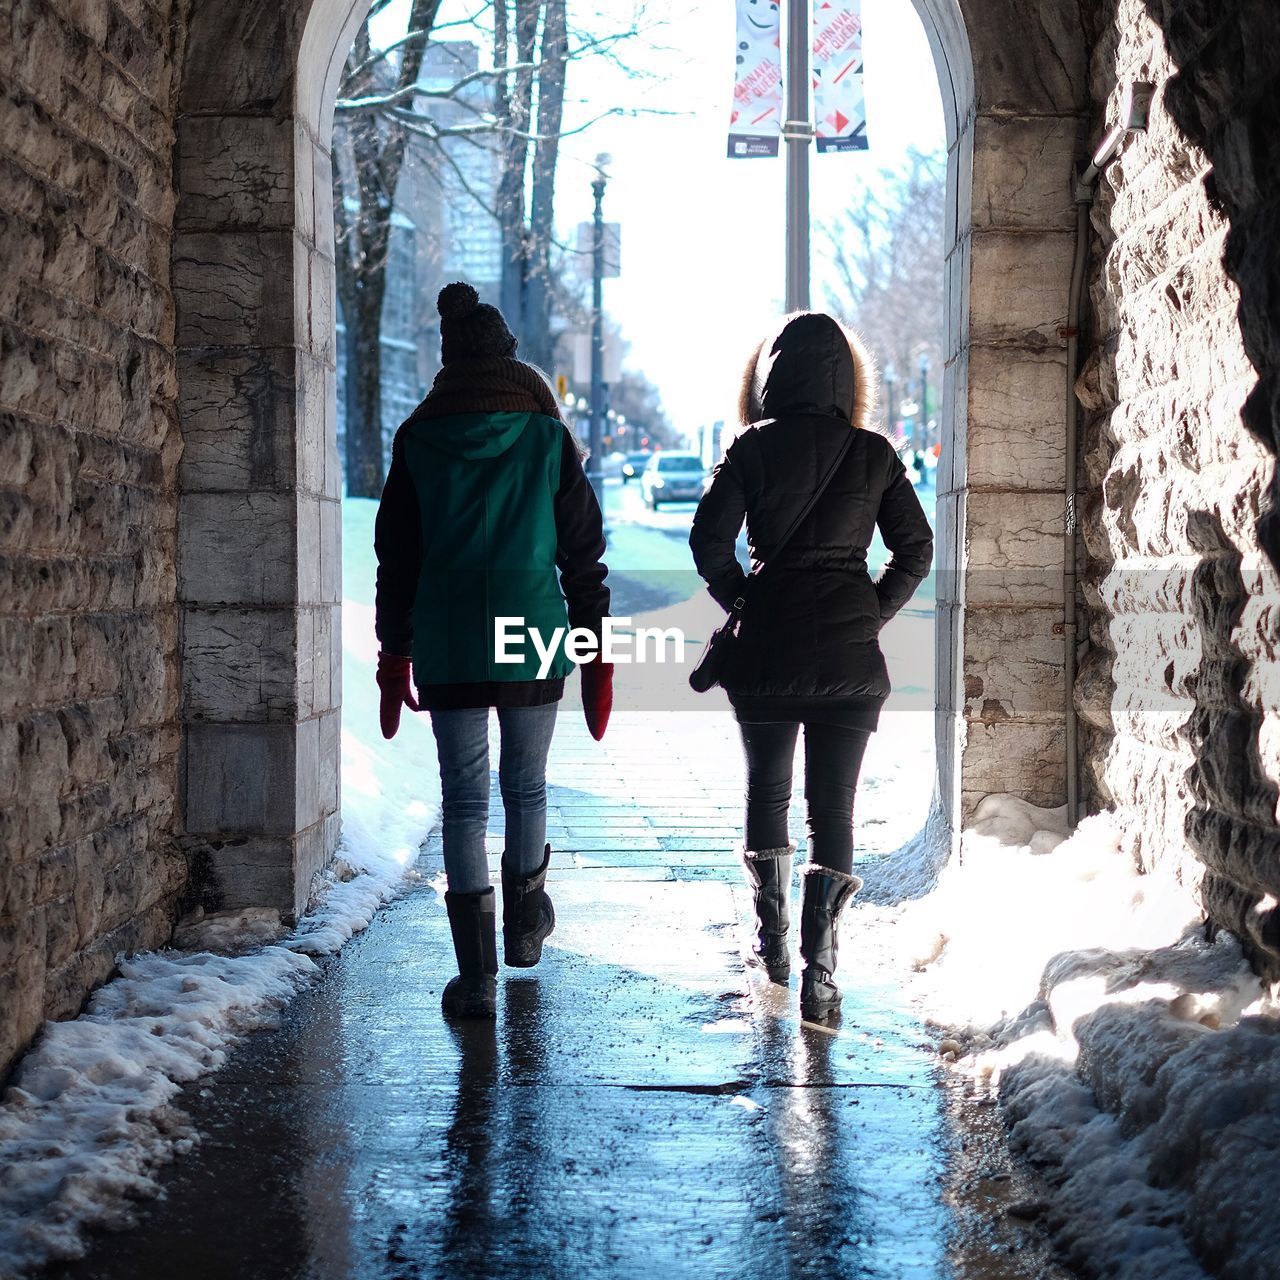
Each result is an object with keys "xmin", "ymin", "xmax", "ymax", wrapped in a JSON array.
[
  {"xmin": 335, "ymin": 29, "xmax": 642, "ymax": 113},
  {"xmin": 384, "ymin": 102, "xmax": 627, "ymax": 142}
]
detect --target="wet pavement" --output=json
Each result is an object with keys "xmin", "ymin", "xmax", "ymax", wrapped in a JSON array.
[{"xmin": 50, "ymin": 709, "xmax": 1066, "ymax": 1280}]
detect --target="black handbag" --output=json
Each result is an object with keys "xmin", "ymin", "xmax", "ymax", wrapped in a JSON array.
[{"xmin": 688, "ymin": 429, "xmax": 855, "ymax": 692}]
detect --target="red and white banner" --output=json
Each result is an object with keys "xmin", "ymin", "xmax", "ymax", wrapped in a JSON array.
[
  {"xmin": 813, "ymin": 0, "xmax": 868, "ymax": 153},
  {"xmin": 728, "ymin": 0, "xmax": 783, "ymax": 158}
]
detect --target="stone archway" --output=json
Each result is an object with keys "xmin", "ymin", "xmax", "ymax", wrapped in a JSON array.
[
  {"xmin": 173, "ymin": 1, "xmax": 355, "ymax": 918},
  {"xmin": 911, "ymin": 0, "xmax": 1088, "ymax": 830},
  {"xmin": 171, "ymin": 0, "xmax": 1088, "ymax": 914}
]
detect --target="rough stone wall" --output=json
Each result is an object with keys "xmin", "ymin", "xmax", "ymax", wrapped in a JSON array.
[
  {"xmin": 1078, "ymin": 0, "xmax": 1280, "ymax": 969},
  {"xmin": 935, "ymin": 0, "xmax": 1088, "ymax": 819},
  {"xmin": 0, "ymin": 0, "xmax": 190, "ymax": 1076},
  {"xmin": 175, "ymin": 0, "xmax": 343, "ymax": 920}
]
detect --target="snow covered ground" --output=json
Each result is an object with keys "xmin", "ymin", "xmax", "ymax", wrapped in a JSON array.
[{"xmin": 857, "ymin": 796, "xmax": 1280, "ymax": 1279}]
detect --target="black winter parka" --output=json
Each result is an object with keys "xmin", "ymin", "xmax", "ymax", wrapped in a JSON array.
[{"xmin": 689, "ymin": 313, "xmax": 933, "ymax": 729}]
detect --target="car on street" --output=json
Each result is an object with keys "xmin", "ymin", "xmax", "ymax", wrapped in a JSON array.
[
  {"xmin": 641, "ymin": 452, "xmax": 707, "ymax": 509},
  {"xmin": 620, "ymin": 450, "xmax": 651, "ymax": 483}
]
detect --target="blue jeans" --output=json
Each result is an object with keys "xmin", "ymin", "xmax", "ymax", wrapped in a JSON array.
[{"xmin": 429, "ymin": 703, "xmax": 559, "ymax": 894}]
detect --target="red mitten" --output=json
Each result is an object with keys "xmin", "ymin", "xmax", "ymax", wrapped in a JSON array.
[
  {"xmin": 376, "ymin": 653, "xmax": 419, "ymax": 740},
  {"xmin": 580, "ymin": 656, "xmax": 614, "ymax": 741}
]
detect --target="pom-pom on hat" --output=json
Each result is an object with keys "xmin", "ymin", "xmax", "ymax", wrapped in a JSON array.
[{"xmin": 437, "ymin": 281, "xmax": 518, "ymax": 364}]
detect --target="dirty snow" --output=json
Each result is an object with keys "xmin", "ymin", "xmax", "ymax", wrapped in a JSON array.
[
  {"xmin": 0, "ymin": 500, "xmax": 438, "ymax": 1276},
  {"xmin": 861, "ymin": 793, "xmax": 1280, "ymax": 1279}
]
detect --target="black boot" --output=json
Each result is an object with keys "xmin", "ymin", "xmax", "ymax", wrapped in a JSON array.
[
  {"xmin": 798, "ymin": 865, "xmax": 863, "ymax": 1022},
  {"xmin": 501, "ymin": 844, "xmax": 555, "ymax": 968},
  {"xmin": 742, "ymin": 843, "xmax": 794, "ymax": 983},
  {"xmin": 442, "ymin": 888, "xmax": 498, "ymax": 1019}
]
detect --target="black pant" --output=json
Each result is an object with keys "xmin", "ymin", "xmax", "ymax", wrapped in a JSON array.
[{"xmin": 738, "ymin": 720, "xmax": 871, "ymax": 874}]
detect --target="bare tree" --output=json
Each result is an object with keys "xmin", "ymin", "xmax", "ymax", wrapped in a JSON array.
[
  {"xmin": 820, "ymin": 148, "xmax": 946, "ymax": 425},
  {"xmin": 330, "ymin": 2, "xmax": 675, "ymax": 496},
  {"xmin": 522, "ymin": 0, "xmax": 567, "ymax": 371},
  {"xmin": 482, "ymin": 0, "xmax": 633, "ymax": 370},
  {"xmin": 333, "ymin": 0, "xmax": 440, "ymax": 498},
  {"xmin": 493, "ymin": 1, "xmax": 538, "ymax": 331},
  {"xmin": 333, "ymin": 1, "xmax": 658, "ymax": 489},
  {"xmin": 608, "ymin": 367, "xmax": 678, "ymax": 451}
]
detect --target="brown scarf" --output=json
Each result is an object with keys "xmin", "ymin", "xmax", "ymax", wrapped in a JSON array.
[{"xmin": 410, "ymin": 357, "xmax": 561, "ymax": 422}]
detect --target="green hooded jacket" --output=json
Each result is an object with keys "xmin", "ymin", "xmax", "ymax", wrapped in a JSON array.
[{"xmin": 393, "ymin": 410, "xmax": 576, "ymax": 684}]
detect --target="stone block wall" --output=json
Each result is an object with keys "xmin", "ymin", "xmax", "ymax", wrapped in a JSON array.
[
  {"xmin": 1078, "ymin": 0, "xmax": 1280, "ymax": 969},
  {"xmin": 0, "ymin": 0, "xmax": 189, "ymax": 1075},
  {"xmin": 934, "ymin": 0, "xmax": 1088, "ymax": 819},
  {"xmin": 174, "ymin": 0, "xmax": 343, "ymax": 922}
]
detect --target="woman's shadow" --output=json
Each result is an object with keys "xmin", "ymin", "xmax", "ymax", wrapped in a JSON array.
[{"xmin": 437, "ymin": 978, "xmax": 554, "ymax": 1276}]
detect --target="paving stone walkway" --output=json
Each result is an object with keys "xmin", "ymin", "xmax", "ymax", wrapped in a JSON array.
[{"xmin": 50, "ymin": 707, "xmax": 1065, "ymax": 1280}]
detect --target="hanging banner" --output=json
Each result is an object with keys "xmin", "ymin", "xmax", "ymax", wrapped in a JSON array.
[
  {"xmin": 728, "ymin": 0, "xmax": 783, "ymax": 158},
  {"xmin": 813, "ymin": 0, "xmax": 868, "ymax": 153}
]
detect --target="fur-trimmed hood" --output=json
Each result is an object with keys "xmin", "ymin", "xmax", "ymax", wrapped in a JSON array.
[{"xmin": 737, "ymin": 312, "xmax": 875, "ymax": 430}]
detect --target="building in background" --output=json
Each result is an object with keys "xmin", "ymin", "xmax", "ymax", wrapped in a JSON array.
[
  {"xmin": 335, "ymin": 41, "xmax": 501, "ymax": 456},
  {"xmin": 422, "ymin": 43, "xmax": 502, "ymax": 296},
  {"xmin": 335, "ymin": 206, "xmax": 422, "ymax": 457},
  {"xmin": 698, "ymin": 419, "xmax": 725, "ymax": 468}
]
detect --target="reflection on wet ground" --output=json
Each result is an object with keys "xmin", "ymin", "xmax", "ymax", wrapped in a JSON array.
[{"xmin": 50, "ymin": 713, "xmax": 1064, "ymax": 1279}]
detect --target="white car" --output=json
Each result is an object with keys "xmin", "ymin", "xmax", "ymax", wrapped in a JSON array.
[{"xmin": 640, "ymin": 452, "xmax": 707, "ymax": 509}]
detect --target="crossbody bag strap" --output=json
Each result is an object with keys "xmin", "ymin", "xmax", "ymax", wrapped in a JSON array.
[{"xmin": 729, "ymin": 427, "xmax": 856, "ymax": 612}]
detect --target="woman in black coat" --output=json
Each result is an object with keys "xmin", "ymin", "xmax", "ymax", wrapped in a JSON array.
[{"xmin": 690, "ymin": 312, "xmax": 933, "ymax": 1021}]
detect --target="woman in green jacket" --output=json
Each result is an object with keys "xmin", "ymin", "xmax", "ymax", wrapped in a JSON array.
[{"xmin": 374, "ymin": 282, "xmax": 612, "ymax": 1019}]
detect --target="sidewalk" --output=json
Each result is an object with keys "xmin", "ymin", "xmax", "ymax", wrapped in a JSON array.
[{"xmin": 48, "ymin": 707, "xmax": 1062, "ymax": 1280}]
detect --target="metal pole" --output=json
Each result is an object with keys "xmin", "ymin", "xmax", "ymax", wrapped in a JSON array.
[
  {"xmin": 784, "ymin": 0, "xmax": 811, "ymax": 312},
  {"xmin": 588, "ymin": 158, "xmax": 607, "ymax": 510}
]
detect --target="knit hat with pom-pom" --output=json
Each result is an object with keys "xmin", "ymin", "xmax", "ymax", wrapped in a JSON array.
[{"xmin": 437, "ymin": 281, "xmax": 518, "ymax": 364}]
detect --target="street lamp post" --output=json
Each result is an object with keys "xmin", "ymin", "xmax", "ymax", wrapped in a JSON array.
[
  {"xmin": 883, "ymin": 363, "xmax": 897, "ymax": 438},
  {"xmin": 784, "ymin": 0, "xmax": 812, "ymax": 311},
  {"xmin": 589, "ymin": 154, "xmax": 610, "ymax": 510}
]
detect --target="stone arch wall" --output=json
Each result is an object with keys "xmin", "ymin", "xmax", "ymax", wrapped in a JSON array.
[
  {"xmin": 0, "ymin": 0, "xmax": 191, "ymax": 1076},
  {"xmin": 173, "ymin": 0, "xmax": 348, "ymax": 919},
  {"xmin": 168, "ymin": 0, "xmax": 1092, "ymax": 915},
  {"xmin": 916, "ymin": 0, "xmax": 1089, "ymax": 826},
  {"xmin": 1076, "ymin": 0, "xmax": 1280, "ymax": 972}
]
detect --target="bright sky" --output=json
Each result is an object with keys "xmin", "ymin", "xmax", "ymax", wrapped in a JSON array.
[{"xmin": 370, "ymin": 0, "xmax": 945, "ymax": 435}]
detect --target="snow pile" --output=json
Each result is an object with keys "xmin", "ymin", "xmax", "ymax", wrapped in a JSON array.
[
  {"xmin": 338, "ymin": 498, "xmax": 441, "ymax": 887},
  {"xmin": 0, "ymin": 849, "xmax": 425, "ymax": 1278},
  {"xmin": 0, "ymin": 500, "xmax": 440, "ymax": 1276},
  {"xmin": 896, "ymin": 796, "xmax": 1208, "ymax": 1047},
  {"xmin": 0, "ymin": 948, "xmax": 315, "ymax": 1273},
  {"xmin": 0, "ymin": 846, "xmax": 425, "ymax": 1276},
  {"xmin": 170, "ymin": 906, "xmax": 286, "ymax": 954},
  {"xmin": 290, "ymin": 851, "xmax": 420, "ymax": 956},
  {"xmin": 855, "ymin": 796, "xmax": 949, "ymax": 903},
  {"xmin": 888, "ymin": 793, "xmax": 1280, "ymax": 1278},
  {"xmin": 998, "ymin": 944, "xmax": 1280, "ymax": 1278}
]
